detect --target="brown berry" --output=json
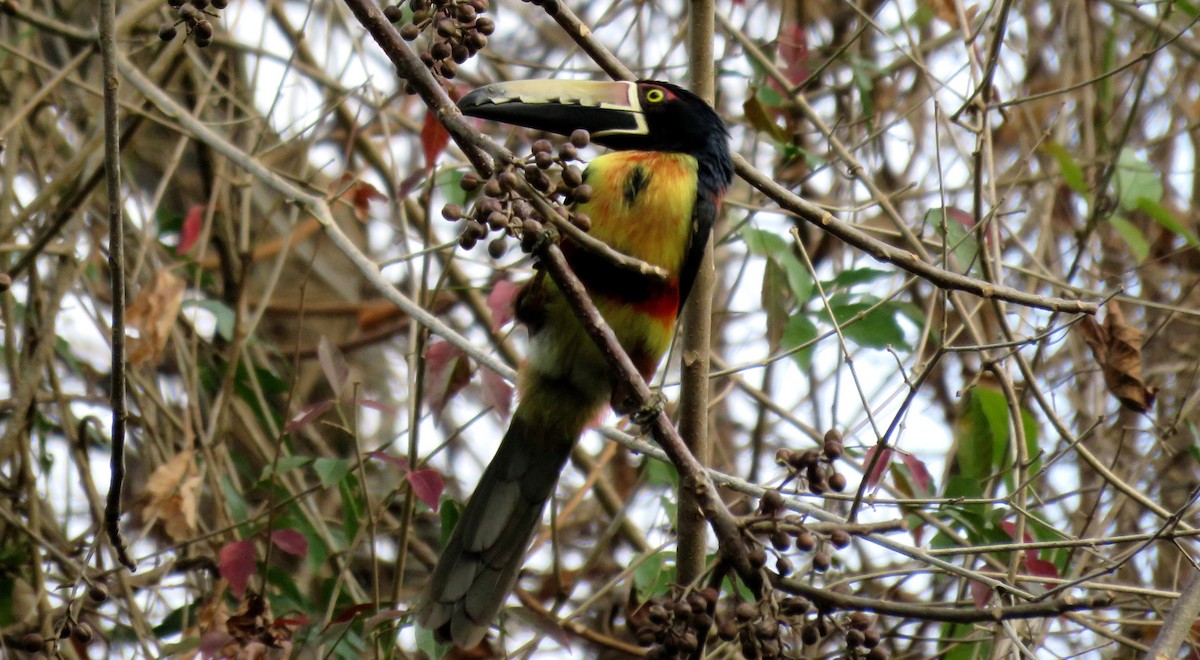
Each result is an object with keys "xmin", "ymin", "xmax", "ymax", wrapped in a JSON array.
[
  {"xmin": 21, "ymin": 633, "xmax": 44, "ymax": 652},
  {"xmin": 570, "ymin": 128, "xmax": 590, "ymax": 147},
  {"xmin": 558, "ymin": 143, "xmax": 578, "ymax": 161},
  {"xmin": 385, "ymin": 5, "xmax": 406, "ymax": 23},
  {"xmin": 830, "ymin": 529, "xmax": 851, "ymax": 549},
  {"xmin": 849, "ymin": 612, "xmax": 872, "ymax": 630},
  {"xmin": 829, "ymin": 472, "xmax": 847, "ymax": 492},
  {"xmin": 717, "ymin": 617, "xmax": 738, "ymax": 640},
  {"xmin": 562, "ymin": 165, "xmax": 583, "ymax": 187},
  {"xmin": 571, "ymin": 213, "xmax": 591, "ymax": 231},
  {"xmin": 770, "ymin": 530, "xmax": 790, "ymax": 552},
  {"xmin": 734, "ymin": 602, "xmax": 756, "ymax": 622},
  {"xmin": 760, "ymin": 489, "xmax": 784, "ymax": 516},
  {"xmin": 776, "ymin": 555, "xmax": 793, "ymax": 576},
  {"xmin": 158, "ymin": 24, "xmax": 177, "ymax": 41},
  {"xmin": 572, "ymin": 184, "xmax": 592, "ymax": 203},
  {"xmin": 487, "ymin": 237, "xmax": 507, "ymax": 259},
  {"xmin": 812, "ymin": 551, "xmax": 831, "ymax": 572},
  {"xmin": 846, "ymin": 628, "xmax": 865, "ymax": 648},
  {"xmin": 748, "ymin": 544, "xmax": 767, "ymax": 568},
  {"xmin": 796, "ymin": 530, "xmax": 816, "ymax": 552},
  {"xmin": 72, "ymin": 621, "xmax": 94, "ymax": 644},
  {"xmin": 87, "ymin": 583, "xmax": 109, "ymax": 603},
  {"xmin": 441, "ymin": 203, "xmax": 464, "ymax": 220},
  {"xmin": 460, "ymin": 172, "xmax": 481, "ymax": 191},
  {"xmin": 475, "ymin": 16, "xmax": 495, "ymax": 34},
  {"xmin": 801, "ymin": 624, "xmax": 819, "ymax": 645}
]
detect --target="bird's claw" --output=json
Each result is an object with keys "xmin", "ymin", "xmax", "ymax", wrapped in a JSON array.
[{"xmin": 631, "ymin": 392, "xmax": 666, "ymax": 426}]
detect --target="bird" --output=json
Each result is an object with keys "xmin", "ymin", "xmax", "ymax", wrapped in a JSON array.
[{"xmin": 416, "ymin": 78, "xmax": 733, "ymax": 649}]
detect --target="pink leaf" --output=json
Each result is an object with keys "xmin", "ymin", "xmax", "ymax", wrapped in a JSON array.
[
  {"xmin": 270, "ymin": 529, "xmax": 309, "ymax": 558},
  {"xmin": 899, "ymin": 451, "xmax": 934, "ymax": 495},
  {"xmin": 424, "ymin": 340, "xmax": 472, "ymax": 416},
  {"xmin": 285, "ymin": 400, "xmax": 333, "ymax": 433},
  {"xmin": 969, "ymin": 579, "xmax": 991, "ymax": 608},
  {"xmin": 1024, "ymin": 556, "xmax": 1059, "ymax": 583},
  {"xmin": 481, "ymin": 367, "xmax": 513, "ymax": 420},
  {"xmin": 318, "ymin": 336, "xmax": 349, "ymax": 396},
  {"xmin": 367, "ymin": 450, "xmax": 409, "ymax": 470},
  {"xmin": 421, "ymin": 111, "xmax": 451, "ymax": 170},
  {"xmin": 487, "ymin": 280, "xmax": 520, "ymax": 331},
  {"xmin": 355, "ymin": 398, "xmax": 398, "ymax": 416},
  {"xmin": 776, "ymin": 23, "xmax": 810, "ymax": 87},
  {"xmin": 219, "ymin": 539, "xmax": 256, "ymax": 598},
  {"xmin": 407, "ymin": 468, "xmax": 445, "ymax": 511},
  {"xmin": 863, "ymin": 445, "xmax": 893, "ymax": 489},
  {"xmin": 179, "ymin": 204, "xmax": 205, "ymax": 255}
]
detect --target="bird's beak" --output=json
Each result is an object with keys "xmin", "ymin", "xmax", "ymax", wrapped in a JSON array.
[{"xmin": 458, "ymin": 80, "xmax": 648, "ymax": 139}]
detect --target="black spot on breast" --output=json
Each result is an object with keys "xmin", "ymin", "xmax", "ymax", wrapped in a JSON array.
[{"xmin": 623, "ymin": 165, "xmax": 650, "ymax": 205}]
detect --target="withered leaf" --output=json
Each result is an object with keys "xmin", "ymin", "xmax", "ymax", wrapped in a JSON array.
[
  {"xmin": 127, "ymin": 269, "xmax": 186, "ymax": 365},
  {"xmin": 1078, "ymin": 301, "xmax": 1157, "ymax": 412},
  {"xmin": 132, "ymin": 448, "xmax": 203, "ymax": 543}
]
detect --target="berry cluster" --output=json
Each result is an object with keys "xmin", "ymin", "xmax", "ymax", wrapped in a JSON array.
[
  {"xmin": 12, "ymin": 583, "xmax": 107, "ymax": 653},
  {"xmin": 158, "ymin": 0, "xmax": 227, "ymax": 47},
  {"xmin": 713, "ymin": 596, "xmax": 887, "ymax": 658},
  {"xmin": 440, "ymin": 129, "xmax": 592, "ymax": 257},
  {"xmin": 386, "ymin": 0, "xmax": 493, "ymax": 82},
  {"xmin": 776, "ymin": 428, "xmax": 848, "ymax": 495},
  {"xmin": 633, "ymin": 589, "xmax": 717, "ymax": 660}
]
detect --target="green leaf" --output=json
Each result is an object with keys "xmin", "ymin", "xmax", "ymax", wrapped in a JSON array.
[
  {"xmin": 1041, "ymin": 142, "xmax": 1088, "ymax": 195},
  {"xmin": 435, "ymin": 168, "xmax": 469, "ymax": 208},
  {"xmin": 1108, "ymin": 215, "xmax": 1149, "ymax": 262},
  {"xmin": 633, "ymin": 551, "xmax": 676, "ymax": 601},
  {"xmin": 828, "ymin": 300, "xmax": 909, "ymax": 350},
  {"xmin": 928, "ymin": 207, "xmax": 981, "ymax": 275},
  {"xmin": 955, "ymin": 388, "xmax": 1007, "ymax": 486},
  {"xmin": 741, "ymin": 226, "xmax": 789, "ymax": 257},
  {"xmin": 821, "ymin": 267, "xmax": 890, "ymax": 290},
  {"xmin": 780, "ymin": 313, "xmax": 818, "ymax": 371},
  {"xmin": 221, "ymin": 475, "xmax": 250, "ymax": 526},
  {"xmin": 1114, "ymin": 148, "xmax": 1163, "ymax": 211},
  {"xmin": 1137, "ymin": 197, "xmax": 1200, "ymax": 248},
  {"xmin": 259, "ymin": 455, "xmax": 313, "ymax": 483},
  {"xmin": 1180, "ymin": 0, "xmax": 1199, "ymax": 18},
  {"xmin": 645, "ymin": 457, "xmax": 678, "ymax": 488},
  {"xmin": 438, "ymin": 499, "xmax": 464, "ymax": 548},
  {"xmin": 741, "ymin": 226, "xmax": 812, "ymax": 301},
  {"xmin": 182, "ymin": 299, "xmax": 236, "ymax": 341},
  {"xmin": 160, "ymin": 637, "xmax": 202, "ymax": 656},
  {"xmin": 338, "ymin": 476, "xmax": 363, "ymax": 545},
  {"xmin": 314, "ymin": 457, "xmax": 353, "ymax": 489},
  {"xmin": 763, "ymin": 260, "xmax": 791, "ymax": 350}
]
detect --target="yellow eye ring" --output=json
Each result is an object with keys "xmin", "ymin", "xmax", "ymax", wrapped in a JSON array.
[{"xmin": 645, "ymin": 88, "xmax": 665, "ymax": 103}]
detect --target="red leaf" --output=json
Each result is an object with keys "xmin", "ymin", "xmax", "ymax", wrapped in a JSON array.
[
  {"xmin": 270, "ymin": 529, "xmax": 309, "ymax": 558},
  {"xmin": 318, "ymin": 336, "xmax": 349, "ymax": 396},
  {"xmin": 899, "ymin": 451, "xmax": 934, "ymax": 495},
  {"xmin": 1024, "ymin": 556, "xmax": 1059, "ymax": 583},
  {"xmin": 325, "ymin": 602, "xmax": 376, "ymax": 630},
  {"xmin": 423, "ymin": 340, "xmax": 472, "ymax": 416},
  {"xmin": 481, "ymin": 367, "xmax": 513, "ymax": 420},
  {"xmin": 407, "ymin": 468, "xmax": 445, "ymax": 511},
  {"xmin": 219, "ymin": 539, "xmax": 256, "ymax": 598},
  {"xmin": 999, "ymin": 521, "xmax": 1035, "ymax": 548},
  {"xmin": 367, "ymin": 450, "xmax": 409, "ymax": 469},
  {"xmin": 863, "ymin": 445, "xmax": 893, "ymax": 489},
  {"xmin": 285, "ymin": 400, "xmax": 333, "ymax": 433},
  {"xmin": 273, "ymin": 613, "xmax": 310, "ymax": 627},
  {"xmin": 421, "ymin": 111, "xmax": 451, "ymax": 169},
  {"xmin": 179, "ymin": 204, "xmax": 205, "ymax": 255},
  {"xmin": 487, "ymin": 279, "xmax": 520, "ymax": 331},
  {"xmin": 969, "ymin": 579, "xmax": 991, "ymax": 608}
]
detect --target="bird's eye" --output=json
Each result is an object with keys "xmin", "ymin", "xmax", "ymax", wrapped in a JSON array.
[{"xmin": 645, "ymin": 88, "xmax": 665, "ymax": 103}]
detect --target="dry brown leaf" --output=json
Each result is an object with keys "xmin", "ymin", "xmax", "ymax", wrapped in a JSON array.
[
  {"xmin": 1078, "ymin": 301, "xmax": 1158, "ymax": 412},
  {"xmin": 132, "ymin": 449, "xmax": 203, "ymax": 542},
  {"xmin": 127, "ymin": 269, "xmax": 186, "ymax": 364}
]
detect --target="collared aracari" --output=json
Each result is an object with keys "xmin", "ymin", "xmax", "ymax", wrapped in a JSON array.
[{"xmin": 416, "ymin": 79, "xmax": 733, "ymax": 648}]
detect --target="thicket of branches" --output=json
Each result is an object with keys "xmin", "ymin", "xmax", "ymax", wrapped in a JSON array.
[{"xmin": 1, "ymin": 0, "xmax": 1199, "ymax": 657}]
